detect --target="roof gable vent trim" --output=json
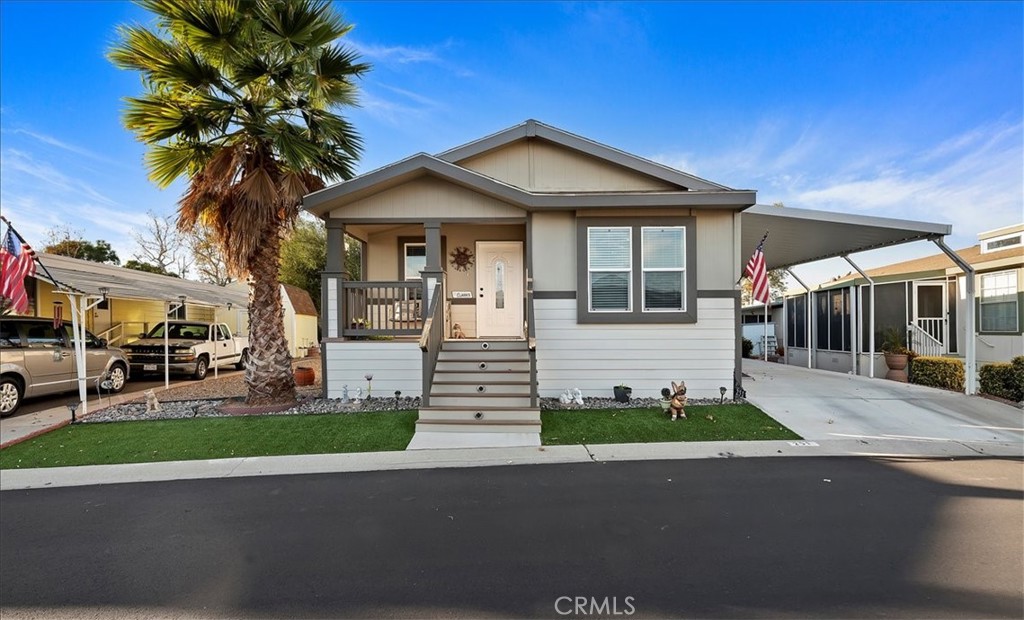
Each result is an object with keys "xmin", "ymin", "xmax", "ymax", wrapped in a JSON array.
[{"xmin": 982, "ymin": 233, "xmax": 1023, "ymax": 254}]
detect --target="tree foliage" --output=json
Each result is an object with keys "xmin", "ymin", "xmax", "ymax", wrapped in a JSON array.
[
  {"xmin": 110, "ymin": 0, "xmax": 367, "ymax": 406},
  {"xmin": 124, "ymin": 259, "xmax": 180, "ymax": 277},
  {"xmin": 43, "ymin": 226, "xmax": 121, "ymax": 264}
]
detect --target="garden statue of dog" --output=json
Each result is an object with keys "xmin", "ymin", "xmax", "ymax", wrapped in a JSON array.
[
  {"xmin": 668, "ymin": 381, "xmax": 687, "ymax": 420},
  {"xmin": 452, "ymin": 323, "xmax": 466, "ymax": 339}
]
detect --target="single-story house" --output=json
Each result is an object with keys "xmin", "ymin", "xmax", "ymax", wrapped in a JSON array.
[
  {"xmin": 303, "ymin": 120, "xmax": 972, "ymax": 448},
  {"xmin": 781, "ymin": 223, "xmax": 1023, "ymax": 376}
]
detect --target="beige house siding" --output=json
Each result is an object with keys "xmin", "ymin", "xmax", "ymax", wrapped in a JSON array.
[
  {"xmin": 459, "ymin": 139, "xmax": 678, "ymax": 192},
  {"xmin": 531, "ymin": 211, "xmax": 576, "ymax": 292},
  {"xmin": 327, "ymin": 176, "xmax": 524, "ymax": 220},
  {"xmin": 535, "ymin": 297, "xmax": 735, "ymax": 399},
  {"xmin": 694, "ymin": 210, "xmax": 737, "ymax": 290}
]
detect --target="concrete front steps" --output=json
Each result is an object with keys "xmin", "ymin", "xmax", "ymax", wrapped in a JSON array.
[{"xmin": 407, "ymin": 340, "xmax": 540, "ymax": 450}]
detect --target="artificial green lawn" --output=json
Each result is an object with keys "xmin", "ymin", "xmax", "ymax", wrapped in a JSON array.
[
  {"xmin": 0, "ymin": 404, "xmax": 798, "ymax": 469},
  {"xmin": 0, "ymin": 411, "xmax": 418, "ymax": 469},
  {"xmin": 541, "ymin": 404, "xmax": 800, "ymax": 445}
]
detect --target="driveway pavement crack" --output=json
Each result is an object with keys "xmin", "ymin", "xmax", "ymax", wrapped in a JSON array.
[{"xmin": 581, "ymin": 443, "xmax": 598, "ymax": 462}]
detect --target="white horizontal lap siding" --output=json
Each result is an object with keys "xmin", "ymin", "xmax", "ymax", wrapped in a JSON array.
[
  {"xmin": 535, "ymin": 298, "xmax": 735, "ymax": 399},
  {"xmin": 324, "ymin": 341, "xmax": 422, "ymax": 398}
]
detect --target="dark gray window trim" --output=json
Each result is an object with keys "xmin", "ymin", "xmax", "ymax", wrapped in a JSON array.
[
  {"xmin": 576, "ymin": 216, "xmax": 697, "ymax": 324},
  {"xmin": 397, "ymin": 236, "xmax": 447, "ymax": 281},
  {"xmin": 534, "ymin": 291, "xmax": 576, "ymax": 299}
]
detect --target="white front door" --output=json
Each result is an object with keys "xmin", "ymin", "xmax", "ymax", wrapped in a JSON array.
[{"xmin": 476, "ymin": 241, "xmax": 523, "ymax": 338}]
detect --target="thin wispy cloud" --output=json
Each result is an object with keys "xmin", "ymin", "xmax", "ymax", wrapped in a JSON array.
[
  {"xmin": 650, "ymin": 118, "xmax": 1022, "ymax": 244},
  {"xmin": 8, "ymin": 128, "xmax": 125, "ymax": 167},
  {"xmin": 347, "ymin": 38, "xmax": 474, "ymax": 78},
  {"xmin": 1, "ymin": 149, "xmax": 118, "ymax": 206}
]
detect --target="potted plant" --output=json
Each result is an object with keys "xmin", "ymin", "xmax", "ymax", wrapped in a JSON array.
[
  {"xmin": 613, "ymin": 383, "xmax": 632, "ymax": 403},
  {"xmin": 881, "ymin": 326, "xmax": 912, "ymax": 382}
]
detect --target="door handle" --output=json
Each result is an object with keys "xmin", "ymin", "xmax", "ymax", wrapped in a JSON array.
[{"xmin": 61, "ymin": 352, "xmax": 71, "ymax": 359}]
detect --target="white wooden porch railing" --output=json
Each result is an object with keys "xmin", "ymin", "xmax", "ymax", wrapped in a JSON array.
[
  {"xmin": 908, "ymin": 322, "xmax": 944, "ymax": 357},
  {"xmin": 96, "ymin": 322, "xmax": 150, "ymax": 347}
]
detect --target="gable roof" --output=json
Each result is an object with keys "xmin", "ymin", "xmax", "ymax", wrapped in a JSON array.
[
  {"xmin": 33, "ymin": 253, "xmax": 249, "ymax": 308},
  {"xmin": 281, "ymin": 283, "xmax": 318, "ymax": 316},
  {"xmin": 436, "ymin": 119, "xmax": 730, "ymax": 191},
  {"xmin": 303, "ymin": 121, "xmax": 756, "ymax": 216}
]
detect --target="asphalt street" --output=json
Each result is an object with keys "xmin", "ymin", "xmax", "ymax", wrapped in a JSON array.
[{"xmin": 1, "ymin": 457, "xmax": 1021, "ymax": 619}]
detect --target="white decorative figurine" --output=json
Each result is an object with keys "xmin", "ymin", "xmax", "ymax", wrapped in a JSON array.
[{"xmin": 572, "ymin": 388, "xmax": 584, "ymax": 406}]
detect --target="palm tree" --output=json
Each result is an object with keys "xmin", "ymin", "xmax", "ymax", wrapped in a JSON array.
[{"xmin": 110, "ymin": 0, "xmax": 367, "ymax": 405}]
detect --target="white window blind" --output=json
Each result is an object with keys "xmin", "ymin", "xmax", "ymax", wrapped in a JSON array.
[
  {"xmin": 980, "ymin": 270, "xmax": 1018, "ymax": 332},
  {"xmin": 588, "ymin": 227, "xmax": 631, "ymax": 311},
  {"xmin": 641, "ymin": 226, "xmax": 685, "ymax": 311}
]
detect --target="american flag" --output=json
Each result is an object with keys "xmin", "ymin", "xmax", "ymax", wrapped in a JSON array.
[
  {"xmin": 745, "ymin": 232, "xmax": 770, "ymax": 304},
  {"xmin": 0, "ymin": 227, "xmax": 37, "ymax": 314}
]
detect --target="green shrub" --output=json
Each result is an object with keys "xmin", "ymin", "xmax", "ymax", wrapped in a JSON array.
[
  {"xmin": 742, "ymin": 338, "xmax": 753, "ymax": 358},
  {"xmin": 909, "ymin": 356, "xmax": 965, "ymax": 392},
  {"xmin": 979, "ymin": 356, "xmax": 1024, "ymax": 402}
]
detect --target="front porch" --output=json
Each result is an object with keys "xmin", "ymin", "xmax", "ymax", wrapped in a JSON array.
[{"xmin": 319, "ymin": 219, "xmax": 540, "ymax": 448}]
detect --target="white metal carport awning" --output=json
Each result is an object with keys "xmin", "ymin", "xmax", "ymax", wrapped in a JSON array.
[
  {"xmin": 740, "ymin": 204, "xmax": 951, "ymax": 270},
  {"xmin": 739, "ymin": 204, "xmax": 976, "ymax": 395}
]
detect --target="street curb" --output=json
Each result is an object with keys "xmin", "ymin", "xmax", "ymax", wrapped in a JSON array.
[
  {"xmin": 0, "ymin": 418, "xmax": 70, "ymax": 450},
  {"xmin": 2, "ymin": 437, "xmax": 1021, "ymax": 491}
]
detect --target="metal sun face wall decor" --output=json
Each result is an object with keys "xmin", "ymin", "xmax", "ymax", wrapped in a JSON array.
[{"xmin": 450, "ymin": 246, "xmax": 474, "ymax": 271}]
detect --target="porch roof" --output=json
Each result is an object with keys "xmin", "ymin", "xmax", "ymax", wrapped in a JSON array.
[
  {"xmin": 33, "ymin": 253, "xmax": 249, "ymax": 308},
  {"xmin": 740, "ymin": 204, "xmax": 952, "ymax": 271}
]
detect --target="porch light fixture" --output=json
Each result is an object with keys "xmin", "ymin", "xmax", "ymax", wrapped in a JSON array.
[{"xmin": 99, "ymin": 286, "xmax": 109, "ymax": 300}]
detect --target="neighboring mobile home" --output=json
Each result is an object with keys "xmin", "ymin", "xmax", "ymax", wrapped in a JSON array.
[{"xmin": 781, "ymin": 223, "xmax": 1024, "ymax": 376}]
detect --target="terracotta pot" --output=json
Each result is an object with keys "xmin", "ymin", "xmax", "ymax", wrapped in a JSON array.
[
  {"xmin": 294, "ymin": 366, "xmax": 315, "ymax": 386},
  {"xmin": 884, "ymin": 353, "xmax": 909, "ymax": 382}
]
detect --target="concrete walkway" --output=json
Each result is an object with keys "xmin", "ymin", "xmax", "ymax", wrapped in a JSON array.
[
  {"xmin": 0, "ymin": 392, "xmax": 141, "ymax": 449},
  {"xmin": 2, "ymin": 361, "xmax": 1020, "ymax": 491}
]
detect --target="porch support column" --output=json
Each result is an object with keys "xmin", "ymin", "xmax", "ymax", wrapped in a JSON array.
[
  {"xmin": 932, "ymin": 237, "xmax": 976, "ymax": 395},
  {"xmin": 323, "ymin": 219, "xmax": 345, "ymax": 340},
  {"xmin": 421, "ymin": 221, "xmax": 443, "ymax": 318},
  {"xmin": 786, "ymin": 268, "xmax": 814, "ymax": 369},
  {"xmin": 843, "ymin": 254, "xmax": 875, "ymax": 378}
]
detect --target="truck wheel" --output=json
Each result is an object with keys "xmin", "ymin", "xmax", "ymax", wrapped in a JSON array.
[
  {"xmin": 235, "ymin": 349, "xmax": 249, "ymax": 370},
  {"xmin": 192, "ymin": 356, "xmax": 209, "ymax": 380},
  {"xmin": 0, "ymin": 376, "xmax": 23, "ymax": 417}
]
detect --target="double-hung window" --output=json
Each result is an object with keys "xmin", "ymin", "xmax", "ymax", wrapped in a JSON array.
[
  {"xmin": 588, "ymin": 227, "xmax": 632, "ymax": 312},
  {"xmin": 980, "ymin": 270, "xmax": 1019, "ymax": 333},
  {"xmin": 578, "ymin": 216, "xmax": 696, "ymax": 323},
  {"xmin": 641, "ymin": 226, "xmax": 686, "ymax": 312}
]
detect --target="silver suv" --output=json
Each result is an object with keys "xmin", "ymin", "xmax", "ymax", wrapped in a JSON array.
[{"xmin": 0, "ymin": 317, "xmax": 130, "ymax": 416}]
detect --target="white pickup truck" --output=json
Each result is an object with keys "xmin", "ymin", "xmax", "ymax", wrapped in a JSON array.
[{"xmin": 121, "ymin": 321, "xmax": 249, "ymax": 380}]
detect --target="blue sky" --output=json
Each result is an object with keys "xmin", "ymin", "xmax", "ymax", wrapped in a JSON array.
[{"xmin": 1, "ymin": 1, "xmax": 1021, "ymax": 288}]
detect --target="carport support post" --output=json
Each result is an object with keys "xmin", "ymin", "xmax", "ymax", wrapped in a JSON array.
[
  {"xmin": 844, "ymin": 255, "xmax": 875, "ymax": 378},
  {"xmin": 786, "ymin": 268, "xmax": 814, "ymax": 369},
  {"xmin": 64, "ymin": 291, "xmax": 106, "ymax": 419},
  {"xmin": 932, "ymin": 237, "xmax": 976, "ymax": 395}
]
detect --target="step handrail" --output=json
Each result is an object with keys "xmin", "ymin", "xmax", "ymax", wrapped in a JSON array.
[
  {"xmin": 525, "ymin": 272, "xmax": 537, "ymax": 407},
  {"xmin": 419, "ymin": 280, "xmax": 445, "ymax": 407}
]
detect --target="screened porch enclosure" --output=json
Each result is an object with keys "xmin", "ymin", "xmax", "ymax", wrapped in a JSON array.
[{"xmin": 783, "ymin": 278, "xmax": 957, "ymax": 373}]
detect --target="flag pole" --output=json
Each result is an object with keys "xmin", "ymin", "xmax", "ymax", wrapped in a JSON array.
[
  {"xmin": 736, "ymin": 231, "xmax": 770, "ymax": 286},
  {"xmin": 763, "ymin": 291, "xmax": 769, "ymax": 362}
]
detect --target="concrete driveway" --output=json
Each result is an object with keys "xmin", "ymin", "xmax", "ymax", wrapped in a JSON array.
[{"xmin": 743, "ymin": 360, "xmax": 1023, "ymax": 452}]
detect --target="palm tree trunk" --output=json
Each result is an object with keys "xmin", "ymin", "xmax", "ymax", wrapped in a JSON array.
[{"xmin": 244, "ymin": 223, "xmax": 297, "ymax": 406}]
